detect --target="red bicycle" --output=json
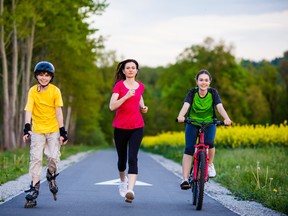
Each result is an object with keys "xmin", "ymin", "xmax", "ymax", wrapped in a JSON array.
[{"xmin": 181, "ymin": 118, "xmax": 224, "ymax": 210}]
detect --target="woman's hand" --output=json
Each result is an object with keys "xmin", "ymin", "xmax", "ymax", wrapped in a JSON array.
[
  {"xmin": 125, "ymin": 89, "xmax": 135, "ymax": 99},
  {"xmin": 141, "ymin": 106, "xmax": 148, "ymax": 113}
]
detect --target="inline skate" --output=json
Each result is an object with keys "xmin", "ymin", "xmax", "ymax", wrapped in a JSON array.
[
  {"xmin": 46, "ymin": 169, "xmax": 59, "ymax": 201},
  {"xmin": 24, "ymin": 181, "xmax": 40, "ymax": 208}
]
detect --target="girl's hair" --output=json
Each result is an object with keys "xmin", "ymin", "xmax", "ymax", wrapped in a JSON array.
[
  {"xmin": 195, "ymin": 69, "xmax": 212, "ymax": 81},
  {"xmin": 114, "ymin": 59, "xmax": 139, "ymax": 83}
]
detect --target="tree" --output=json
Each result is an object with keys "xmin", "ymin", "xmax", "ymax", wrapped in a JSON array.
[
  {"xmin": 156, "ymin": 37, "xmax": 249, "ymax": 130},
  {"xmin": 0, "ymin": 0, "xmax": 10, "ymax": 150},
  {"xmin": 276, "ymin": 51, "xmax": 288, "ymax": 122},
  {"xmin": 0, "ymin": 0, "xmax": 108, "ymax": 150},
  {"xmin": 241, "ymin": 57, "xmax": 287, "ymax": 124},
  {"xmin": 31, "ymin": 0, "xmax": 108, "ymax": 145},
  {"xmin": 258, "ymin": 61, "xmax": 282, "ymax": 123}
]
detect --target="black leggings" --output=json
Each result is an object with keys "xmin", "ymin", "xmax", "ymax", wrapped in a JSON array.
[{"xmin": 114, "ymin": 127, "xmax": 144, "ymax": 174}]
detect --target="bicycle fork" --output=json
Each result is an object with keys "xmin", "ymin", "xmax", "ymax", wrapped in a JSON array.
[{"xmin": 193, "ymin": 133, "xmax": 210, "ymax": 182}]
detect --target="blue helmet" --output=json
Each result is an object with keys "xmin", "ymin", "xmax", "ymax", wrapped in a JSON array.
[
  {"xmin": 34, "ymin": 61, "xmax": 55, "ymax": 81},
  {"xmin": 34, "ymin": 61, "xmax": 55, "ymax": 74}
]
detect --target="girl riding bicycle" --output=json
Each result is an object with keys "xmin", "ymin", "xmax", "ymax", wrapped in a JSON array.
[{"xmin": 177, "ymin": 69, "xmax": 232, "ymax": 190}]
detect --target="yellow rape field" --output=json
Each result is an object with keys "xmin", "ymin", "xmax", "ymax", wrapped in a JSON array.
[{"xmin": 142, "ymin": 121, "xmax": 288, "ymax": 148}]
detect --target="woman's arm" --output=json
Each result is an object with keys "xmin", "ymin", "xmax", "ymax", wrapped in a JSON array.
[
  {"xmin": 109, "ymin": 93, "xmax": 125, "ymax": 111},
  {"xmin": 140, "ymin": 96, "xmax": 148, "ymax": 113},
  {"xmin": 109, "ymin": 89, "xmax": 137, "ymax": 111}
]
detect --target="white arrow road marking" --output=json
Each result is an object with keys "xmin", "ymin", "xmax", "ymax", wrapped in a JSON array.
[{"xmin": 95, "ymin": 178, "xmax": 152, "ymax": 186}]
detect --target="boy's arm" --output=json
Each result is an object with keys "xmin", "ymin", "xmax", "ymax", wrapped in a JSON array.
[
  {"xmin": 56, "ymin": 107, "xmax": 68, "ymax": 145},
  {"xmin": 56, "ymin": 107, "xmax": 64, "ymax": 128},
  {"xmin": 24, "ymin": 111, "xmax": 32, "ymax": 124},
  {"xmin": 23, "ymin": 111, "xmax": 32, "ymax": 142}
]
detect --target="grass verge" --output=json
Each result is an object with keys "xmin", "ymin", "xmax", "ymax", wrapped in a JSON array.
[
  {"xmin": 0, "ymin": 144, "xmax": 108, "ymax": 185},
  {"xmin": 141, "ymin": 145, "xmax": 288, "ymax": 215}
]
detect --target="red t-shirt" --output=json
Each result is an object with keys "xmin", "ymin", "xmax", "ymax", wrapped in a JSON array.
[{"xmin": 112, "ymin": 80, "xmax": 145, "ymax": 129}]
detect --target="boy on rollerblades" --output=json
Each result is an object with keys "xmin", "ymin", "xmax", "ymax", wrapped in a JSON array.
[{"xmin": 23, "ymin": 61, "xmax": 68, "ymax": 208}]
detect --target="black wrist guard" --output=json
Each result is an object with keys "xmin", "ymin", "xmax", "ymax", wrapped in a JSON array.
[
  {"xmin": 23, "ymin": 123, "xmax": 31, "ymax": 136},
  {"xmin": 59, "ymin": 127, "xmax": 68, "ymax": 142}
]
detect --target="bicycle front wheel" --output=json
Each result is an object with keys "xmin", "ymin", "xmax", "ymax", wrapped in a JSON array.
[{"xmin": 193, "ymin": 151, "xmax": 206, "ymax": 210}]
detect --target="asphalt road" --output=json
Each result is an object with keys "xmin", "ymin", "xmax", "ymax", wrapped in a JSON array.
[{"xmin": 0, "ymin": 149, "xmax": 239, "ymax": 216}]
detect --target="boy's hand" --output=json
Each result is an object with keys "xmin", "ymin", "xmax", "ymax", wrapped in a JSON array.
[
  {"xmin": 23, "ymin": 134, "xmax": 30, "ymax": 143},
  {"xmin": 23, "ymin": 123, "xmax": 31, "ymax": 143},
  {"xmin": 59, "ymin": 127, "xmax": 68, "ymax": 145},
  {"xmin": 60, "ymin": 136, "xmax": 68, "ymax": 145}
]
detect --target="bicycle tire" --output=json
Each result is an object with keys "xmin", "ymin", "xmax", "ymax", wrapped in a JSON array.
[
  {"xmin": 192, "ymin": 155, "xmax": 200, "ymax": 206},
  {"xmin": 195, "ymin": 151, "xmax": 206, "ymax": 210},
  {"xmin": 189, "ymin": 168, "xmax": 196, "ymax": 205},
  {"xmin": 192, "ymin": 179, "xmax": 197, "ymax": 205}
]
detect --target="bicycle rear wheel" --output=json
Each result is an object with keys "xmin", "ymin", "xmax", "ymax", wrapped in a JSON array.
[{"xmin": 193, "ymin": 151, "xmax": 206, "ymax": 210}]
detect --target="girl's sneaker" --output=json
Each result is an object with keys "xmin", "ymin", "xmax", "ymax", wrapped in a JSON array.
[
  {"xmin": 125, "ymin": 190, "xmax": 135, "ymax": 203},
  {"xmin": 180, "ymin": 179, "xmax": 191, "ymax": 190},
  {"xmin": 208, "ymin": 163, "xmax": 216, "ymax": 178},
  {"xmin": 118, "ymin": 176, "xmax": 128, "ymax": 197}
]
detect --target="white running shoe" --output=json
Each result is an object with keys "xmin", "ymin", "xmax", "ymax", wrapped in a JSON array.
[
  {"xmin": 125, "ymin": 190, "xmax": 135, "ymax": 203},
  {"xmin": 208, "ymin": 163, "xmax": 216, "ymax": 178},
  {"xmin": 118, "ymin": 176, "xmax": 128, "ymax": 197}
]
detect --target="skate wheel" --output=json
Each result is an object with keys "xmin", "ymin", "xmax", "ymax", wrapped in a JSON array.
[
  {"xmin": 24, "ymin": 200, "xmax": 37, "ymax": 208},
  {"xmin": 53, "ymin": 193, "xmax": 57, "ymax": 201}
]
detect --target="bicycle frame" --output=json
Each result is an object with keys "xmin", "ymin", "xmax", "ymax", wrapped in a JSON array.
[
  {"xmin": 193, "ymin": 131, "xmax": 209, "ymax": 182},
  {"xmin": 180, "ymin": 118, "xmax": 224, "ymax": 210}
]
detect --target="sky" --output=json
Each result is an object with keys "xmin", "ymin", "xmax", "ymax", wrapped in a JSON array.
[{"xmin": 92, "ymin": 0, "xmax": 288, "ymax": 67}]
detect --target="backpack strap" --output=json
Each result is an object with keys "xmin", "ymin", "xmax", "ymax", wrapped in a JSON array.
[
  {"xmin": 209, "ymin": 88, "xmax": 217, "ymax": 119},
  {"xmin": 186, "ymin": 87, "xmax": 198, "ymax": 117}
]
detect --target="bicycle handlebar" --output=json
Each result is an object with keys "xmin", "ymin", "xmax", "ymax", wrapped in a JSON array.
[{"xmin": 176, "ymin": 118, "xmax": 225, "ymax": 126}]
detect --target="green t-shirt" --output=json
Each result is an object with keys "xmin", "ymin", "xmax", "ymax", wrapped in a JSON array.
[{"xmin": 188, "ymin": 92, "xmax": 214, "ymax": 123}]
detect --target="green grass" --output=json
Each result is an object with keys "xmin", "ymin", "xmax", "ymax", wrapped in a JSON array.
[
  {"xmin": 141, "ymin": 145, "xmax": 288, "ymax": 215},
  {"xmin": 0, "ymin": 144, "xmax": 108, "ymax": 185}
]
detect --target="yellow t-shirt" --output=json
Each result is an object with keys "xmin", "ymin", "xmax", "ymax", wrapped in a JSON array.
[{"xmin": 24, "ymin": 84, "xmax": 63, "ymax": 133}]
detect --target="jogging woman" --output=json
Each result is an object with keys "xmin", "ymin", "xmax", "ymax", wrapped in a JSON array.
[{"xmin": 109, "ymin": 59, "xmax": 148, "ymax": 203}]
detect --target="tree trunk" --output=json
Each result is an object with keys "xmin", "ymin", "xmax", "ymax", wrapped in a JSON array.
[
  {"xmin": 10, "ymin": 0, "xmax": 18, "ymax": 148},
  {"xmin": 25, "ymin": 22, "xmax": 34, "ymax": 93},
  {"xmin": 19, "ymin": 49, "xmax": 26, "ymax": 147},
  {"xmin": 0, "ymin": 0, "xmax": 11, "ymax": 150},
  {"xmin": 65, "ymin": 96, "xmax": 73, "ymax": 131},
  {"xmin": 18, "ymin": 20, "xmax": 35, "ymax": 148}
]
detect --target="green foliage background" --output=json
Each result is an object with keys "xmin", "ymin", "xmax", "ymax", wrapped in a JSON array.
[{"xmin": 0, "ymin": 1, "xmax": 287, "ymax": 149}]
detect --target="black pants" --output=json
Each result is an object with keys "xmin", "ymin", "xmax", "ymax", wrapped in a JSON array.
[{"xmin": 114, "ymin": 127, "xmax": 144, "ymax": 174}]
